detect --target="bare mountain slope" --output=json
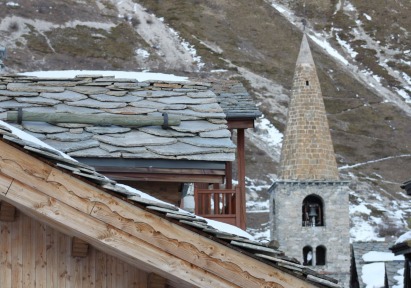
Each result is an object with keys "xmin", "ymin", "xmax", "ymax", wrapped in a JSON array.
[{"xmin": 0, "ymin": 0, "xmax": 410, "ymax": 239}]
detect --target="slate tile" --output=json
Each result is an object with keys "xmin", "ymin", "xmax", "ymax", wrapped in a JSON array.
[
  {"xmin": 106, "ymin": 91, "xmax": 128, "ymax": 96},
  {"xmin": 40, "ymin": 90, "xmax": 88, "ymax": 101},
  {"xmin": 180, "ymin": 137, "xmax": 235, "ymax": 149},
  {"xmin": 15, "ymin": 96, "xmax": 61, "ymax": 105},
  {"xmin": 36, "ymin": 81, "xmax": 78, "ymax": 87},
  {"xmin": 0, "ymin": 100, "xmax": 36, "ymax": 109},
  {"xmin": 175, "ymin": 152, "xmax": 235, "ymax": 161},
  {"xmin": 7, "ymin": 83, "xmax": 65, "ymax": 93},
  {"xmin": 85, "ymin": 126, "xmax": 131, "ymax": 134},
  {"xmin": 89, "ymin": 94, "xmax": 141, "ymax": 102},
  {"xmin": 147, "ymin": 142, "xmax": 228, "ymax": 156},
  {"xmin": 67, "ymin": 85, "xmax": 109, "ymax": 95},
  {"xmin": 68, "ymin": 147, "xmax": 122, "ymax": 158},
  {"xmin": 131, "ymin": 90, "xmax": 184, "ymax": 97},
  {"xmin": 0, "ymin": 90, "xmax": 38, "ymax": 97},
  {"xmin": 187, "ymin": 91, "xmax": 216, "ymax": 98},
  {"xmin": 0, "ymin": 96, "xmax": 11, "ymax": 101},
  {"xmin": 187, "ymin": 103, "xmax": 223, "ymax": 113},
  {"xmin": 102, "ymin": 107, "xmax": 157, "ymax": 115},
  {"xmin": 55, "ymin": 104, "xmax": 103, "ymax": 114},
  {"xmin": 140, "ymin": 126, "xmax": 195, "ymax": 137},
  {"xmin": 199, "ymin": 129, "xmax": 231, "ymax": 138},
  {"xmin": 47, "ymin": 131, "xmax": 93, "ymax": 142},
  {"xmin": 93, "ymin": 131, "xmax": 177, "ymax": 147},
  {"xmin": 154, "ymin": 96, "xmax": 216, "ymax": 105},
  {"xmin": 100, "ymin": 143, "xmax": 147, "ymax": 154},
  {"xmin": 22, "ymin": 121, "xmax": 69, "ymax": 134},
  {"xmin": 65, "ymin": 99, "xmax": 126, "ymax": 109},
  {"xmin": 44, "ymin": 139, "xmax": 100, "ymax": 153},
  {"xmin": 164, "ymin": 109, "xmax": 226, "ymax": 119},
  {"xmin": 171, "ymin": 120, "xmax": 227, "ymax": 133}
]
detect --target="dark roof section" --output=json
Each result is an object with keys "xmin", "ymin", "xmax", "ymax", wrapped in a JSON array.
[
  {"xmin": 211, "ymin": 79, "xmax": 262, "ymax": 120},
  {"xmin": 0, "ymin": 74, "xmax": 235, "ymax": 162},
  {"xmin": 400, "ymin": 179, "xmax": 411, "ymax": 195},
  {"xmin": 0, "ymin": 121, "xmax": 339, "ymax": 288}
]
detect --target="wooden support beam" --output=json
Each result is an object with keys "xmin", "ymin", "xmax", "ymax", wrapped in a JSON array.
[
  {"xmin": 237, "ymin": 129, "xmax": 246, "ymax": 230},
  {"xmin": 0, "ymin": 201, "xmax": 16, "ymax": 222},
  {"xmin": 71, "ymin": 237, "xmax": 89, "ymax": 257}
]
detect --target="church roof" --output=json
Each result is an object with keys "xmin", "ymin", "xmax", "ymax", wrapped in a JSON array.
[{"xmin": 278, "ymin": 35, "xmax": 339, "ymax": 181}]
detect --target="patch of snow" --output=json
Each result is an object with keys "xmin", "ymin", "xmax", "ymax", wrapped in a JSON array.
[
  {"xmin": 0, "ymin": 120, "xmax": 73, "ymax": 160},
  {"xmin": 210, "ymin": 69, "xmax": 228, "ymax": 73},
  {"xmin": 350, "ymin": 216, "xmax": 384, "ymax": 242},
  {"xmin": 6, "ymin": 2, "xmax": 19, "ymax": 7},
  {"xmin": 350, "ymin": 203, "xmax": 371, "ymax": 215},
  {"xmin": 362, "ymin": 251, "xmax": 403, "ymax": 262},
  {"xmin": 396, "ymin": 231, "xmax": 411, "ymax": 244},
  {"xmin": 393, "ymin": 268, "xmax": 404, "ymax": 288},
  {"xmin": 20, "ymin": 70, "xmax": 188, "ymax": 82},
  {"xmin": 362, "ymin": 262, "xmax": 385, "ymax": 288},
  {"xmin": 135, "ymin": 48, "xmax": 150, "ymax": 59},
  {"xmin": 363, "ymin": 13, "xmax": 372, "ymax": 21},
  {"xmin": 204, "ymin": 218, "xmax": 253, "ymax": 239},
  {"xmin": 308, "ymin": 32, "xmax": 349, "ymax": 66},
  {"xmin": 335, "ymin": 32, "xmax": 358, "ymax": 58}
]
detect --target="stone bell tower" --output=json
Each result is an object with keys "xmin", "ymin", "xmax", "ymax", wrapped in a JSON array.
[{"xmin": 269, "ymin": 34, "xmax": 350, "ymax": 286}]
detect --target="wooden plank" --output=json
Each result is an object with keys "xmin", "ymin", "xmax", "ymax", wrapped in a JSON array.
[
  {"xmin": 1, "ymin": 181, "xmax": 236, "ymax": 288},
  {"xmin": 57, "ymin": 230, "xmax": 67, "ymax": 288},
  {"xmin": 0, "ymin": 221, "xmax": 12, "ymax": 287},
  {"xmin": 11, "ymin": 211, "xmax": 22, "ymax": 288},
  {"xmin": 236, "ymin": 128, "xmax": 246, "ymax": 229},
  {"xmin": 102, "ymin": 172, "xmax": 225, "ymax": 184},
  {"xmin": 226, "ymin": 119, "xmax": 255, "ymax": 129},
  {"xmin": 22, "ymin": 214, "xmax": 34, "ymax": 287},
  {"xmin": 148, "ymin": 273, "xmax": 168, "ymax": 288},
  {"xmin": 46, "ymin": 225, "xmax": 58, "ymax": 288},
  {"xmin": 84, "ymin": 246, "xmax": 95, "ymax": 288},
  {"xmin": 0, "ymin": 173, "xmax": 13, "ymax": 195},
  {"xmin": 0, "ymin": 201, "xmax": 16, "ymax": 222},
  {"xmin": 35, "ymin": 221, "xmax": 47, "ymax": 288},
  {"xmin": 95, "ymin": 250, "xmax": 106, "ymax": 288}
]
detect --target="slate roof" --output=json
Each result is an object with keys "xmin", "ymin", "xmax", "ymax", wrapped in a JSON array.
[
  {"xmin": 0, "ymin": 74, "xmax": 236, "ymax": 162},
  {"xmin": 352, "ymin": 242, "xmax": 404, "ymax": 287},
  {"xmin": 0, "ymin": 120, "xmax": 340, "ymax": 288},
  {"xmin": 211, "ymin": 79, "xmax": 262, "ymax": 119}
]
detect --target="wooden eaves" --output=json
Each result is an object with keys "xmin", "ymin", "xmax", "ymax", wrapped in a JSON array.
[{"xmin": 0, "ymin": 139, "xmax": 321, "ymax": 288}]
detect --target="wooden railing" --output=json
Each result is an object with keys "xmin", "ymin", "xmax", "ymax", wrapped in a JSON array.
[{"xmin": 194, "ymin": 186, "xmax": 243, "ymax": 228}]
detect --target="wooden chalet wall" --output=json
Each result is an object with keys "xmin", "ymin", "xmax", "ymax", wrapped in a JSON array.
[{"xmin": 0, "ymin": 211, "xmax": 148, "ymax": 287}]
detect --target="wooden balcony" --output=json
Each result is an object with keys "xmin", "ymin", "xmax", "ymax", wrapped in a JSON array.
[{"xmin": 194, "ymin": 186, "xmax": 245, "ymax": 229}]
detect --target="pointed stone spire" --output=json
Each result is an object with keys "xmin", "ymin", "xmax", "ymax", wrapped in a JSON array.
[{"xmin": 279, "ymin": 34, "xmax": 339, "ymax": 180}]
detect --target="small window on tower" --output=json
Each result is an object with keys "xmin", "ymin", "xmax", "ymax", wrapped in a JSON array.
[
  {"xmin": 306, "ymin": 80, "xmax": 309, "ymax": 86},
  {"xmin": 316, "ymin": 246, "xmax": 326, "ymax": 266},
  {"xmin": 303, "ymin": 246, "xmax": 313, "ymax": 266}
]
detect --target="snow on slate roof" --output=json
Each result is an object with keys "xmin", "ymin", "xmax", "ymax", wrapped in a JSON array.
[
  {"xmin": 0, "ymin": 74, "xmax": 235, "ymax": 162},
  {"xmin": 353, "ymin": 242, "xmax": 404, "ymax": 288},
  {"xmin": 396, "ymin": 230, "xmax": 411, "ymax": 244},
  {"xmin": 0, "ymin": 119, "xmax": 340, "ymax": 288}
]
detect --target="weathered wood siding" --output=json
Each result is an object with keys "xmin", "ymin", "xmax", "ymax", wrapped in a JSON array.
[{"xmin": 0, "ymin": 211, "xmax": 148, "ymax": 288}]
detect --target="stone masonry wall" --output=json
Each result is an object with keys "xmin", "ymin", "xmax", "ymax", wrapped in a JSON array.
[{"xmin": 270, "ymin": 182, "xmax": 351, "ymax": 286}]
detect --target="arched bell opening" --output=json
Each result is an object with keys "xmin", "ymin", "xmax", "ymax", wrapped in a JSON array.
[{"xmin": 302, "ymin": 195, "xmax": 324, "ymax": 227}]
